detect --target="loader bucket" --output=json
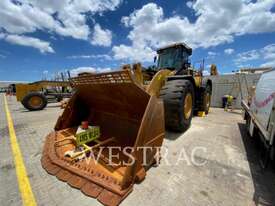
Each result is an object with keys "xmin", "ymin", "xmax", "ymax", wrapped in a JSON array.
[{"xmin": 41, "ymin": 70, "xmax": 165, "ymax": 206}]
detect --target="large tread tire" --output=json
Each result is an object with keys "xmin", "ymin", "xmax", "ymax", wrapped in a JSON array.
[
  {"xmin": 21, "ymin": 92, "xmax": 47, "ymax": 111},
  {"xmin": 160, "ymin": 80, "xmax": 194, "ymax": 132}
]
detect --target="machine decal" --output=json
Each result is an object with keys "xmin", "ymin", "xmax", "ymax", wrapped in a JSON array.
[{"xmin": 254, "ymin": 92, "xmax": 275, "ymax": 108}]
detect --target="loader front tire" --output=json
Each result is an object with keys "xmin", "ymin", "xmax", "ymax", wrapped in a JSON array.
[
  {"xmin": 160, "ymin": 80, "xmax": 194, "ymax": 132},
  {"xmin": 21, "ymin": 92, "xmax": 47, "ymax": 111}
]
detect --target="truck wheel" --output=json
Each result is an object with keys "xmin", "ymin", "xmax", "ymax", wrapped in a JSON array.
[
  {"xmin": 160, "ymin": 80, "xmax": 194, "ymax": 132},
  {"xmin": 21, "ymin": 92, "xmax": 47, "ymax": 111},
  {"xmin": 202, "ymin": 85, "xmax": 211, "ymax": 114}
]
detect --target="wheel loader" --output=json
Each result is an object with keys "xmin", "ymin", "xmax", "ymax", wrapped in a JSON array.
[
  {"xmin": 41, "ymin": 42, "xmax": 212, "ymax": 206},
  {"xmin": 142, "ymin": 42, "xmax": 212, "ymax": 131}
]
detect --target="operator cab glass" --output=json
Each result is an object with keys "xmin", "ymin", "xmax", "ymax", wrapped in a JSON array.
[{"xmin": 157, "ymin": 45, "xmax": 191, "ymax": 71}]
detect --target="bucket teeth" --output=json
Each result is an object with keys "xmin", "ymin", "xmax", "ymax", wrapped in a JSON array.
[
  {"xmin": 97, "ymin": 189, "xmax": 122, "ymax": 206},
  {"xmin": 56, "ymin": 169, "xmax": 72, "ymax": 182},
  {"xmin": 41, "ymin": 156, "xmax": 61, "ymax": 175},
  {"xmin": 67, "ymin": 175, "xmax": 87, "ymax": 188},
  {"xmin": 81, "ymin": 182, "xmax": 103, "ymax": 198},
  {"xmin": 41, "ymin": 133, "xmax": 132, "ymax": 206}
]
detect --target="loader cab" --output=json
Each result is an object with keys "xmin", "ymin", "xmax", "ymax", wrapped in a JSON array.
[{"xmin": 156, "ymin": 43, "xmax": 192, "ymax": 72}]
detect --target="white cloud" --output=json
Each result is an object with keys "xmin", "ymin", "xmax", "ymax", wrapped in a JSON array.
[
  {"xmin": 235, "ymin": 50, "xmax": 260, "ymax": 63},
  {"xmin": 67, "ymin": 54, "xmax": 112, "ymax": 60},
  {"xmin": 208, "ymin": 51, "xmax": 217, "ymax": 56},
  {"xmin": 70, "ymin": 66, "xmax": 112, "ymax": 77},
  {"xmin": 0, "ymin": 54, "xmax": 6, "ymax": 58},
  {"xmin": 186, "ymin": 1, "xmax": 194, "ymax": 8},
  {"xmin": 261, "ymin": 60, "xmax": 275, "ymax": 67},
  {"xmin": 0, "ymin": 0, "xmax": 121, "ymax": 51},
  {"xmin": 262, "ymin": 44, "xmax": 275, "ymax": 60},
  {"xmin": 261, "ymin": 44, "xmax": 275, "ymax": 67},
  {"xmin": 207, "ymin": 51, "xmax": 218, "ymax": 57},
  {"xmin": 91, "ymin": 24, "xmax": 112, "ymax": 47},
  {"xmin": 100, "ymin": 67, "xmax": 112, "ymax": 73},
  {"xmin": 71, "ymin": 67, "xmax": 97, "ymax": 76},
  {"xmin": 0, "ymin": 33, "xmax": 5, "ymax": 39},
  {"xmin": 235, "ymin": 44, "xmax": 275, "ymax": 67},
  {"xmin": 112, "ymin": 44, "xmax": 155, "ymax": 62},
  {"xmin": 203, "ymin": 70, "xmax": 210, "ymax": 76},
  {"xmin": 206, "ymin": 51, "xmax": 218, "ymax": 60},
  {"xmin": 5, "ymin": 34, "xmax": 54, "ymax": 53},
  {"xmin": 112, "ymin": 1, "xmax": 275, "ymax": 62},
  {"xmin": 224, "ymin": 48, "xmax": 234, "ymax": 55}
]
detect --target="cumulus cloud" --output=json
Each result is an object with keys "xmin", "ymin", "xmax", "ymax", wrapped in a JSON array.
[
  {"xmin": 262, "ymin": 44, "xmax": 275, "ymax": 60},
  {"xmin": 207, "ymin": 51, "xmax": 218, "ymax": 59},
  {"xmin": 0, "ymin": 33, "xmax": 5, "ymax": 39},
  {"xmin": 0, "ymin": 0, "xmax": 121, "ymax": 52},
  {"xmin": 235, "ymin": 44, "xmax": 275, "ymax": 67},
  {"xmin": 261, "ymin": 60, "xmax": 275, "ymax": 67},
  {"xmin": 261, "ymin": 44, "xmax": 275, "ymax": 67},
  {"xmin": 112, "ymin": 44, "xmax": 155, "ymax": 62},
  {"xmin": 70, "ymin": 66, "xmax": 112, "ymax": 76},
  {"xmin": 70, "ymin": 67, "xmax": 97, "ymax": 76},
  {"xmin": 236, "ymin": 50, "xmax": 260, "ymax": 63},
  {"xmin": 91, "ymin": 24, "xmax": 112, "ymax": 47},
  {"xmin": 67, "ymin": 54, "xmax": 112, "ymax": 60},
  {"xmin": 224, "ymin": 48, "xmax": 234, "ymax": 55},
  {"xmin": 112, "ymin": 1, "xmax": 275, "ymax": 62},
  {"xmin": 186, "ymin": 1, "xmax": 194, "ymax": 8},
  {"xmin": 5, "ymin": 34, "xmax": 54, "ymax": 53}
]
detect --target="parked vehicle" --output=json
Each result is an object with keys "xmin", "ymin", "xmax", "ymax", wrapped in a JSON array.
[
  {"xmin": 242, "ymin": 68, "xmax": 275, "ymax": 167},
  {"xmin": 15, "ymin": 80, "xmax": 72, "ymax": 111}
]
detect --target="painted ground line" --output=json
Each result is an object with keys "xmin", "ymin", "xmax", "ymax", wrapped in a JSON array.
[{"xmin": 4, "ymin": 95, "xmax": 37, "ymax": 206}]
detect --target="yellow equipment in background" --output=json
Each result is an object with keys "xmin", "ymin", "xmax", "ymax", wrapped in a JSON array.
[
  {"xmin": 15, "ymin": 80, "xmax": 72, "ymax": 111},
  {"xmin": 210, "ymin": 64, "xmax": 218, "ymax": 75}
]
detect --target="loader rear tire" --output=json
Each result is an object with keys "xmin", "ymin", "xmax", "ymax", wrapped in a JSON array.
[
  {"xmin": 21, "ymin": 92, "xmax": 47, "ymax": 111},
  {"xmin": 160, "ymin": 80, "xmax": 194, "ymax": 132}
]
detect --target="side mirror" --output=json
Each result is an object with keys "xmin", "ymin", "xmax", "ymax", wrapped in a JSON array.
[{"xmin": 154, "ymin": 56, "xmax": 157, "ymax": 63}]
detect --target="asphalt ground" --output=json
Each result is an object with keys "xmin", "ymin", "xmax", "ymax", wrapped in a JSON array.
[{"xmin": 1, "ymin": 93, "xmax": 275, "ymax": 206}]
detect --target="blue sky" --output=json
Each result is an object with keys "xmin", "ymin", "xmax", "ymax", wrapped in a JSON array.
[{"xmin": 0, "ymin": 0, "xmax": 275, "ymax": 81}]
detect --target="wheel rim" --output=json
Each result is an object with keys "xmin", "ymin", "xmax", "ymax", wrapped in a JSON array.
[
  {"xmin": 184, "ymin": 93, "xmax": 192, "ymax": 119},
  {"xmin": 29, "ymin": 96, "xmax": 43, "ymax": 108}
]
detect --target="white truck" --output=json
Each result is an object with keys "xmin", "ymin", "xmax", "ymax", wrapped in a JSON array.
[{"xmin": 242, "ymin": 69, "xmax": 275, "ymax": 168}]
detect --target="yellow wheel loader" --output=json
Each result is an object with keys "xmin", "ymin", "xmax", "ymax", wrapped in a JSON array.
[
  {"xmin": 41, "ymin": 42, "xmax": 212, "ymax": 206},
  {"xmin": 133, "ymin": 42, "xmax": 212, "ymax": 131}
]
